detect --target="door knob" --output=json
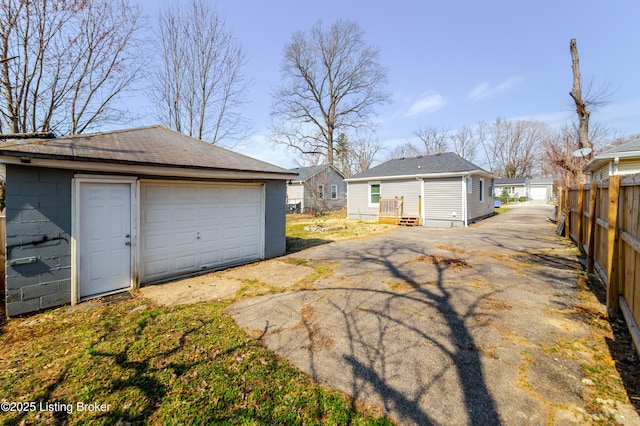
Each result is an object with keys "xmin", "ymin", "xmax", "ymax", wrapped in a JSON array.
[{"xmin": 125, "ymin": 241, "xmax": 131, "ymax": 246}]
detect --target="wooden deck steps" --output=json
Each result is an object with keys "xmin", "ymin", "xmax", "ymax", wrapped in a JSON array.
[{"xmin": 398, "ymin": 216, "xmax": 421, "ymax": 227}]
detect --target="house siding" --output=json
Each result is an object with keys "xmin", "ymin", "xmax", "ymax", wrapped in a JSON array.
[
  {"xmin": 380, "ymin": 179, "xmax": 422, "ymax": 216},
  {"xmin": 347, "ymin": 181, "xmax": 378, "ymax": 219},
  {"xmin": 5, "ymin": 165, "xmax": 73, "ymax": 316},
  {"xmin": 264, "ymin": 180, "xmax": 287, "ymax": 259},
  {"xmin": 617, "ymin": 159, "xmax": 640, "ymax": 175},
  {"xmin": 423, "ymin": 178, "xmax": 464, "ymax": 226},
  {"xmin": 467, "ymin": 176, "xmax": 494, "ymax": 222}
]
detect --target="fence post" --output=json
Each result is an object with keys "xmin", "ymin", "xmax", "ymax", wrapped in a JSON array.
[
  {"xmin": 557, "ymin": 189, "xmax": 563, "ymax": 222},
  {"xmin": 577, "ymin": 183, "xmax": 584, "ymax": 248},
  {"xmin": 564, "ymin": 187, "xmax": 571, "ymax": 239},
  {"xmin": 606, "ymin": 175, "xmax": 621, "ymax": 313},
  {"xmin": 587, "ymin": 181, "xmax": 598, "ymax": 273}
]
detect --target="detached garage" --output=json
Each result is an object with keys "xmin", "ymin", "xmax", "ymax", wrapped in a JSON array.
[{"xmin": 1, "ymin": 126, "xmax": 296, "ymax": 316}]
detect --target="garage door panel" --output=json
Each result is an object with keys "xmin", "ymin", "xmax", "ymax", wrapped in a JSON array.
[
  {"xmin": 140, "ymin": 182, "xmax": 263, "ymax": 283},
  {"xmin": 200, "ymin": 229, "xmax": 219, "ymax": 242},
  {"xmin": 201, "ymin": 250, "xmax": 220, "ymax": 267},
  {"xmin": 243, "ymin": 224, "xmax": 259, "ymax": 238},
  {"xmin": 174, "ymin": 231, "xmax": 197, "ymax": 247},
  {"xmin": 175, "ymin": 207, "xmax": 197, "ymax": 222},
  {"xmin": 143, "ymin": 184, "xmax": 170, "ymax": 201}
]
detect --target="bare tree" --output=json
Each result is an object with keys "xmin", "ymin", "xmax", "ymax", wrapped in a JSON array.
[
  {"xmin": 451, "ymin": 125, "xmax": 478, "ymax": 163},
  {"xmin": 270, "ymin": 19, "xmax": 390, "ymax": 165},
  {"xmin": 413, "ymin": 125, "xmax": 450, "ymax": 155},
  {"xmin": 0, "ymin": 0, "xmax": 144, "ymax": 135},
  {"xmin": 545, "ymin": 39, "xmax": 613, "ymax": 186},
  {"xmin": 543, "ymin": 121, "xmax": 620, "ymax": 187},
  {"xmin": 152, "ymin": 0, "xmax": 250, "ymax": 144},
  {"xmin": 480, "ymin": 118, "xmax": 549, "ymax": 178},
  {"xmin": 334, "ymin": 133, "xmax": 380, "ymax": 176},
  {"xmin": 569, "ymin": 38, "xmax": 593, "ymax": 159}
]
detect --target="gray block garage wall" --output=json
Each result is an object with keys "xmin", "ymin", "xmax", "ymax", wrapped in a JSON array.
[
  {"xmin": 264, "ymin": 180, "xmax": 287, "ymax": 259},
  {"xmin": 5, "ymin": 165, "xmax": 73, "ymax": 316}
]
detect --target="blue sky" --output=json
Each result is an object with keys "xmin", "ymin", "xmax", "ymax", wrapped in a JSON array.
[{"xmin": 132, "ymin": 0, "xmax": 640, "ymax": 169}]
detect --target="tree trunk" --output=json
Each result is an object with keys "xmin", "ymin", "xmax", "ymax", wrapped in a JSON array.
[{"xmin": 569, "ymin": 38, "xmax": 593, "ymax": 158}]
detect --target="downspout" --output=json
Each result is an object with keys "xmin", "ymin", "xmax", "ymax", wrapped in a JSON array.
[
  {"xmin": 417, "ymin": 177, "xmax": 425, "ymax": 226},
  {"xmin": 462, "ymin": 176, "xmax": 468, "ymax": 227}
]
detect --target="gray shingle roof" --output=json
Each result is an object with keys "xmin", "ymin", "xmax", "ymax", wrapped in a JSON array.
[
  {"xmin": 347, "ymin": 152, "xmax": 491, "ymax": 180},
  {"xmin": 494, "ymin": 178, "xmax": 527, "ymax": 185},
  {"xmin": 0, "ymin": 125, "xmax": 295, "ymax": 176},
  {"xmin": 601, "ymin": 137, "xmax": 640, "ymax": 155},
  {"xmin": 288, "ymin": 164, "xmax": 345, "ymax": 182}
]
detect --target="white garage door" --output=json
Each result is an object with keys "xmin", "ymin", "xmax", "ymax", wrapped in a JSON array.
[
  {"xmin": 140, "ymin": 182, "xmax": 263, "ymax": 283},
  {"xmin": 530, "ymin": 187, "xmax": 547, "ymax": 201}
]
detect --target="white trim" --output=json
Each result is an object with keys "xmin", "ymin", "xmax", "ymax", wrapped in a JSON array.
[
  {"xmin": 345, "ymin": 170, "xmax": 491, "ymax": 182},
  {"xmin": 479, "ymin": 178, "xmax": 485, "ymax": 203},
  {"xmin": 330, "ymin": 184, "xmax": 338, "ymax": 199},
  {"xmin": 0, "ymin": 156, "xmax": 295, "ymax": 181},
  {"xmin": 72, "ymin": 176, "xmax": 138, "ymax": 304}
]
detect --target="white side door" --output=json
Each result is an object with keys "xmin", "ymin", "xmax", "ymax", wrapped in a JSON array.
[{"xmin": 79, "ymin": 182, "xmax": 132, "ymax": 298}]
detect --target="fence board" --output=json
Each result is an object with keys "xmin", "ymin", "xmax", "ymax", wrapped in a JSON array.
[{"xmin": 566, "ymin": 174, "xmax": 640, "ymax": 356}]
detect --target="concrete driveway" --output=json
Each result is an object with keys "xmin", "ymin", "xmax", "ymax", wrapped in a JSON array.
[{"xmin": 227, "ymin": 205, "xmax": 639, "ymax": 425}]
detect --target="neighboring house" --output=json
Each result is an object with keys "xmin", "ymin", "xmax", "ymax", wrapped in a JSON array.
[
  {"xmin": 0, "ymin": 126, "xmax": 296, "ymax": 316},
  {"xmin": 583, "ymin": 137, "xmax": 640, "ymax": 180},
  {"xmin": 493, "ymin": 178, "xmax": 528, "ymax": 200},
  {"xmin": 345, "ymin": 152, "xmax": 494, "ymax": 227},
  {"xmin": 528, "ymin": 178, "xmax": 554, "ymax": 203},
  {"xmin": 286, "ymin": 164, "xmax": 346, "ymax": 213}
]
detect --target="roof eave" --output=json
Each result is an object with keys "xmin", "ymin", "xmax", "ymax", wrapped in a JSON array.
[
  {"xmin": 345, "ymin": 170, "xmax": 494, "ymax": 182},
  {"xmin": 0, "ymin": 154, "xmax": 297, "ymax": 180}
]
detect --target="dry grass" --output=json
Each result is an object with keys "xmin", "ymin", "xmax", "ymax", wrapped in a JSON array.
[{"xmin": 414, "ymin": 254, "xmax": 471, "ymax": 270}]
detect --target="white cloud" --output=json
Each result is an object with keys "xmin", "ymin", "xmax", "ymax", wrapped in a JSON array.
[
  {"xmin": 467, "ymin": 75, "xmax": 525, "ymax": 101},
  {"xmin": 404, "ymin": 91, "xmax": 446, "ymax": 117}
]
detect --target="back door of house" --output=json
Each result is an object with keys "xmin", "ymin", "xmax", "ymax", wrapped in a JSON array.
[{"xmin": 79, "ymin": 182, "xmax": 132, "ymax": 298}]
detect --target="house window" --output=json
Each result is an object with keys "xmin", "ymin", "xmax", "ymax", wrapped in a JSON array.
[
  {"xmin": 318, "ymin": 185, "xmax": 324, "ymax": 199},
  {"xmin": 467, "ymin": 177, "xmax": 472, "ymax": 194},
  {"xmin": 331, "ymin": 184, "xmax": 338, "ymax": 199},
  {"xmin": 479, "ymin": 179, "xmax": 485, "ymax": 202},
  {"xmin": 370, "ymin": 183, "xmax": 381, "ymax": 205},
  {"xmin": 510, "ymin": 186, "xmax": 516, "ymax": 195}
]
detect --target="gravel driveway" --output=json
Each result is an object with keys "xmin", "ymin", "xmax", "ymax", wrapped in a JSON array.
[{"xmin": 227, "ymin": 205, "xmax": 639, "ymax": 425}]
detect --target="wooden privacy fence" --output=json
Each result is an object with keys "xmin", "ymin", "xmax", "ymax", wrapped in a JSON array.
[{"xmin": 563, "ymin": 174, "xmax": 640, "ymax": 354}]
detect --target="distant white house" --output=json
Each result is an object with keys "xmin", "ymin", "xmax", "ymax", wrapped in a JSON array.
[
  {"xmin": 583, "ymin": 137, "xmax": 640, "ymax": 180},
  {"xmin": 493, "ymin": 178, "xmax": 528, "ymax": 200}
]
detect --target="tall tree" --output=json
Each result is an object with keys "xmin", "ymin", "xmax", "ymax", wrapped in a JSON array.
[
  {"xmin": 413, "ymin": 125, "xmax": 450, "ymax": 155},
  {"xmin": 0, "ymin": 0, "xmax": 144, "ymax": 135},
  {"xmin": 569, "ymin": 38, "xmax": 592, "ymax": 160},
  {"xmin": 451, "ymin": 125, "xmax": 478, "ymax": 163},
  {"xmin": 270, "ymin": 19, "xmax": 389, "ymax": 165},
  {"xmin": 152, "ymin": 0, "xmax": 250, "ymax": 144},
  {"xmin": 479, "ymin": 118, "xmax": 549, "ymax": 178}
]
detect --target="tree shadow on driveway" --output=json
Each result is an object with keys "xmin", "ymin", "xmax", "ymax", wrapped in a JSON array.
[{"xmin": 229, "ymin": 206, "xmax": 597, "ymax": 425}]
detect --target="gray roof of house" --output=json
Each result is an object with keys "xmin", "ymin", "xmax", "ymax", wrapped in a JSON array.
[
  {"xmin": 346, "ymin": 152, "xmax": 492, "ymax": 180},
  {"xmin": 494, "ymin": 178, "xmax": 527, "ymax": 185},
  {"xmin": 583, "ymin": 137, "xmax": 640, "ymax": 172},
  {"xmin": 0, "ymin": 125, "xmax": 295, "ymax": 176},
  {"xmin": 288, "ymin": 164, "xmax": 344, "ymax": 182},
  {"xmin": 600, "ymin": 137, "xmax": 640, "ymax": 156}
]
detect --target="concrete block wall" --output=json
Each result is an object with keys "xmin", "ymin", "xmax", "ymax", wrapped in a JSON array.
[{"xmin": 5, "ymin": 165, "xmax": 73, "ymax": 316}]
